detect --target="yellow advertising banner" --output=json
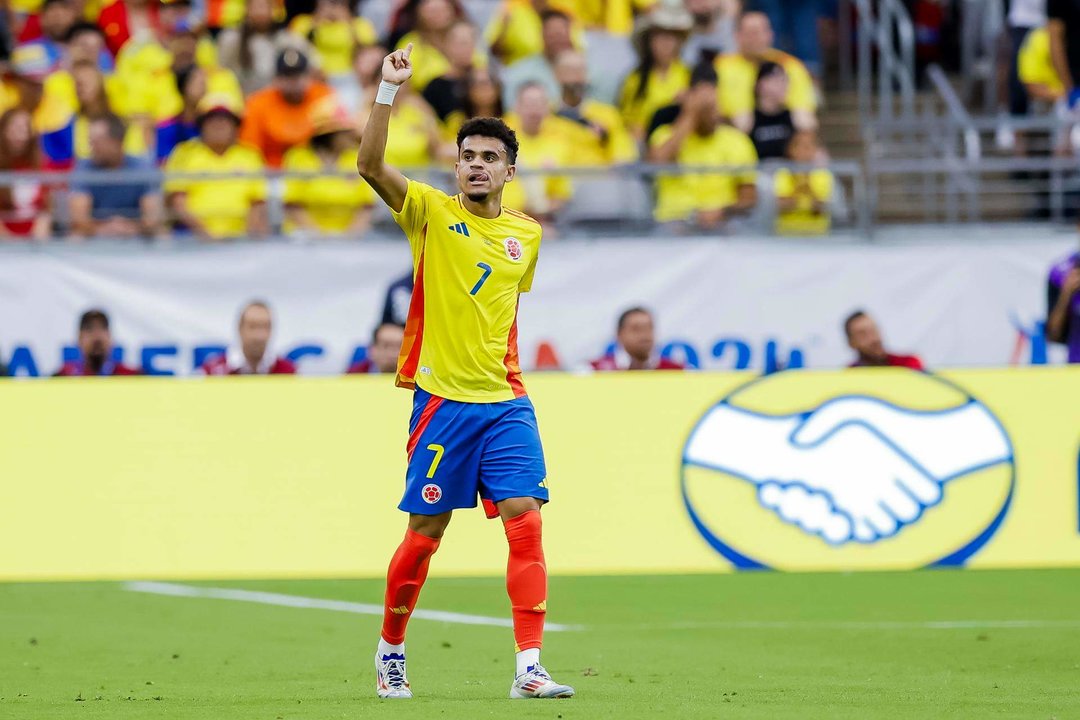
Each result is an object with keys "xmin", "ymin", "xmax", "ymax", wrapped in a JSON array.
[{"xmin": 1, "ymin": 367, "xmax": 1078, "ymax": 581}]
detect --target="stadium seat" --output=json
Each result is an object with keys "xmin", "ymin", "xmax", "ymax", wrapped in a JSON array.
[
  {"xmin": 584, "ymin": 31, "xmax": 637, "ymax": 106},
  {"xmin": 559, "ymin": 173, "xmax": 655, "ymax": 232}
]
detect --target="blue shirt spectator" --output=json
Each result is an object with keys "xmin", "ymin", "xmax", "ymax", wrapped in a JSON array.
[{"xmin": 68, "ymin": 115, "xmax": 162, "ymax": 238}]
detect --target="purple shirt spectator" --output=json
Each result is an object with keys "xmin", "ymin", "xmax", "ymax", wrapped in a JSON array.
[{"xmin": 1047, "ymin": 251, "xmax": 1080, "ymax": 362}]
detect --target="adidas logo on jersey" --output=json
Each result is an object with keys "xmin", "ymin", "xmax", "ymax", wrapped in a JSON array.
[{"xmin": 449, "ymin": 222, "xmax": 470, "ymax": 237}]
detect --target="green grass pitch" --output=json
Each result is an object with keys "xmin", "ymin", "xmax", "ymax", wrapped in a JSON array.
[{"xmin": 2, "ymin": 569, "xmax": 1078, "ymax": 719}]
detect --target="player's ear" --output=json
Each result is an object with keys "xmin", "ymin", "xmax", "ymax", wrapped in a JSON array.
[{"xmin": 504, "ymin": 163, "xmax": 515, "ymax": 183}]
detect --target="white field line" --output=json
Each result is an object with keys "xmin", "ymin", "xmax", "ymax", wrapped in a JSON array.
[
  {"xmin": 619, "ymin": 619, "xmax": 1080, "ymax": 631},
  {"xmin": 124, "ymin": 581, "xmax": 582, "ymax": 631}
]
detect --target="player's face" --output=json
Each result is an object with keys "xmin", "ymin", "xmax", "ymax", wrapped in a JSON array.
[
  {"xmin": 848, "ymin": 315, "xmax": 885, "ymax": 359},
  {"xmin": 371, "ymin": 324, "xmax": 405, "ymax": 373},
  {"xmin": 239, "ymin": 306, "xmax": 273, "ymax": 362},
  {"xmin": 456, "ymin": 135, "xmax": 515, "ymax": 201},
  {"xmin": 618, "ymin": 312, "xmax": 656, "ymax": 362}
]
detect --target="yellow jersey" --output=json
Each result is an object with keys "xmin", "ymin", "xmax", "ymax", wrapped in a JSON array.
[
  {"xmin": 391, "ymin": 180, "xmax": 541, "ymax": 403},
  {"xmin": 163, "ymin": 139, "xmax": 267, "ymax": 238},
  {"xmin": 774, "ymin": 168, "xmax": 834, "ymax": 236},
  {"xmin": 618, "ymin": 62, "xmax": 690, "ymax": 135},
  {"xmin": 650, "ymin": 123, "xmax": 758, "ymax": 222},
  {"xmin": 289, "ymin": 15, "xmax": 377, "ymax": 76},
  {"xmin": 715, "ymin": 50, "xmax": 817, "ymax": 119},
  {"xmin": 1018, "ymin": 28, "xmax": 1064, "ymax": 98},
  {"xmin": 282, "ymin": 145, "xmax": 374, "ymax": 233}
]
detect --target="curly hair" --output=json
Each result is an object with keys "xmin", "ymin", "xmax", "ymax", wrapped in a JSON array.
[{"xmin": 456, "ymin": 117, "xmax": 518, "ymax": 165}]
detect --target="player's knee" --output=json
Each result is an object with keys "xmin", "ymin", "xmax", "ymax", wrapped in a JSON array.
[
  {"xmin": 409, "ymin": 512, "xmax": 452, "ymax": 539},
  {"xmin": 497, "ymin": 497, "xmax": 543, "ymax": 522}
]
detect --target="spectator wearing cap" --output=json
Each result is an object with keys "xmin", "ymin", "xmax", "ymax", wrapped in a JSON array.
[
  {"xmin": 392, "ymin": 0, "xmax": 483, "ymax": 92},
  {"xmin": 2, "ymin": 42, "xmax": 76, "ymax": 169},
  {"xmin": 552, "ymin": 49, "xmax": 637, "ymax": 165},
  {"xmin": 347, "ymin": 323, "xmax": 405, "ymax": 374},
  {"xmin": 774, "ymin": 130, "xmax": 833, "ymax": 236},
  {"xmin": 647, "ymin": 61, "xmax": 757, "ymax": 230},
  {"xmin": 500, "ymin": 9, "xmax": 575, "ymax": 110},
  {"xmin": 287, "ymin": 0, "xmax": 376, "ymax": 89},
  {"xmin": 1046, "ymin": 250, "xmax": 1080, "ymax": 363},
  {"xmin": 715, "ymin": 12, "xmax": 816, "ymax": 129},
  {"xmin": 163, "ymin": 93, "xmax": 268, "ymax": 240},
  {"xmin": 618, "ymin": 1, "xmax": 693, "ymax": 140},
  {"xmin": 54, "ymin": 309, "xmax": 142, "ymax": 376},
  {"xmin": 240, "ymin": 48, "xmax": 335, "ymax": 168},
  {"xmin": 844, "ymin": 310, "xmax": 924, "ymax": 370},
  {"xmin": 218, "ymin": 0, "xmax": 311, "ymax": 96},
  {"xmin": 68, "ymin": 113, "xmax": 161, "ymax": 238},
  {"xmin": 501, "ymin": 82, "xmax": 574, "ymax": 223},
  {"xmin": 590, "ymin": 307, "xmax": 684, "ymax": 371},
  {"xmin": 282, "ymin": 97, "xmax": 374, "ymax": 237},
  {"xmin": 201, "ymin": 300, "xmax": 298, "ymax": 375},
  {"xmin": 0, "ymin": 108, "xmax": 52, "ymax": 239}
]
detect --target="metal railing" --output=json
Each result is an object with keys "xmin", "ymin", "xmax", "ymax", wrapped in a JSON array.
[
  {"xmin": 852, "ymin": 0, "xmax": 918, "ymax": 126},
  {"xmin": 959, "ymin": 0, "xmax": 1005, "ymax": 115},
  {"xmin": 0, "ymin": 162, "xmax": 869, "ymax": 241}
]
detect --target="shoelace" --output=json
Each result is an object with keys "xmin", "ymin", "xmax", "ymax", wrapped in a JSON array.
[
  {"xmin": 526, "ymin": 664, "xmax": 552, "ymax": 681},
  {"xmin": 383, "ymin": 658, "xmax": 407, "ymax": 688}
]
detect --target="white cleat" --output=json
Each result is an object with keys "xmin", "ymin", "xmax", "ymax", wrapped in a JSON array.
[
  {"xmin": 509, "ymin": 664, "xmax": 575, "ymax": 699},
  {"xmin": 375, "ymin": 651, "xmax": 413, "ymax": 699}
]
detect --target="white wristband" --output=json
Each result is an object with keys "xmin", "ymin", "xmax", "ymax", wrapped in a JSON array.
[{"xmin": 375, "ymin": 80, "xmax": 401, "ymax": 106}]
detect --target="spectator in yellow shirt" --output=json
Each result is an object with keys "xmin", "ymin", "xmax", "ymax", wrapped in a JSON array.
[
  {"xmin": 553, "ymin": 49, "xmax": 637, "ymax": 165},
  {"xmin": 421, "ymin": 21, "xmax": 482, "ymax": 125},
  {"xmin": 485, "ymin": 0, "xmax": 580, "ymax": 67},
  {"xmin": 774, "ymin": 129, "xmax": 833, "ymax": 236},
  {"xmin": 503, "ymin": 82, "xmax": 574, "ymax": 223},
  {"xmin": 1019, "ymin": 27, "xmax": 1065, "ymax": 103},
  {"xmin": 70, "ymin": 60, "xmax": 147, "ymax": 158},
  {"xmin": 618, "ymin": 2, "xmax": 693, "ymax": 140},
  {"xmin": 716, "ymin": 11, "xmax": 816, "ymax": 126},
  {"xmin": 163, "ymin": 93, "xmax": 268, "ymax": 240},
  {"xmin": 648, "ymin": 62, "xmax": 757, "ymax": 230},
  {"xmin": 282, "ymin": 97, "xmax": 374, "ymax": 237},
  {"xmin": 287, "ymin": 0, "xmax": 376, "ymax": 86}
]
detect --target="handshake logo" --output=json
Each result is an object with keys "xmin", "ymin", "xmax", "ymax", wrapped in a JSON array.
[{"xmin": 684, "ymin": 395, "xmax": 1012, "ymax": 545}]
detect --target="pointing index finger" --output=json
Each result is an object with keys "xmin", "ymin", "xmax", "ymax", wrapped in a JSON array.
[{"xmin": 402, "ymin": 42, "xmax": 414, "ymax": 60}]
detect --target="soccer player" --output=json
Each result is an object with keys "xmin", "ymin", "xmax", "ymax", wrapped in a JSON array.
[{"xmin": 357, "ymin": 43, "xmax": 574, "ymax": 701}]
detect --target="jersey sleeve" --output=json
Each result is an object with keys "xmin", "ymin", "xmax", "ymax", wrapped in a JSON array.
[{"xmin": 391, "ymin": 179, "xmax": 450, "ymax": 264}]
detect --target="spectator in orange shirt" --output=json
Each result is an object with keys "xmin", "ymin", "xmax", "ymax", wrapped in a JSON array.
[{"xmin": 239, "ymin": 47, "xmax": 335, "ymax": 167}]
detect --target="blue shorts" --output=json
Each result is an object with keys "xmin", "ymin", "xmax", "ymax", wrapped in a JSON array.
[{"xmin": 400, "ymin": 387, "xmax": 549, "ymax": 517}]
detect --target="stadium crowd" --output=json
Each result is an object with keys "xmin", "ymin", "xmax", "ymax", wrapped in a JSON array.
[{"xmin": 0, "ymin": 0, "xmax": 841, "ymax": 238}]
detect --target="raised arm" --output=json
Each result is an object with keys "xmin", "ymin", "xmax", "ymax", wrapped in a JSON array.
[{"xmin": 357, "ymin": 44, "xmax": 413, "ymax": 213}]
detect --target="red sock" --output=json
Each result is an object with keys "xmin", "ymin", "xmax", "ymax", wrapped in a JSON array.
[
  {"xmin": 504, "ymin": 510, "xmax": 546, "ymax": 652},
  {"xmin": 381, "ymin": 529, "xmax": 440, "ymax": 645}
]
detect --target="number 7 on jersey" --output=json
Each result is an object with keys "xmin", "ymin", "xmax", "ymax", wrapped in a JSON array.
[{"xmin": 470, "ymin": 263, "xmax": 493, "ymax": 296}]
